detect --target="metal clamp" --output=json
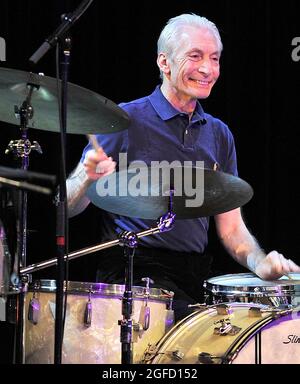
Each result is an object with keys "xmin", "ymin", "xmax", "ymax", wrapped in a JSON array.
[{"xmin": 214, "ymin": 318, "xmax": 241, "ymax": 336}]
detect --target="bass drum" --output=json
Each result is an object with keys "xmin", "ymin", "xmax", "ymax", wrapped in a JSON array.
[
  {"xmin": 24, "ymin": 280, "xmax": 174, "ymax": 364},
  {"xmin": 143, "ymin": 302, "xmax": 300, "ymax": 364}
]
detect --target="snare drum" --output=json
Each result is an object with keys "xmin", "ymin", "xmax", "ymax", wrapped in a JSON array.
[
  {"xmin": 204, "ymin": 273, "xmax": 300, "ymax": 307},
  {"xmin": 144, "ymin": 302, "xmax": 300, "ymax": 364},
  {"xmin": 24, "ymin": 280, "xmax": 174, "ymax": 364}
]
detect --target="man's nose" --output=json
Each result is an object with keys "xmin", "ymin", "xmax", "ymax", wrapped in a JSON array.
[{"xmin": 198, "ymin": 60, "xmax": 212, "ymax": 75}]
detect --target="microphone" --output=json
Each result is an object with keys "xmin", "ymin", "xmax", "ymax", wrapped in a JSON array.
[{"xmin": 29, "ymin": 0, "xmax": 94, "ymax": 65}]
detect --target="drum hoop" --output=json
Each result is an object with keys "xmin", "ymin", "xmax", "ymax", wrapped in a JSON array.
[
  {"xmin": 224, "ymin": 315, "xmax": 274, "ymax": 363},
  {"xmin": 204, "ymin": 273, "xmax": 300, "ymax": 297},
  {"xmin": 225, "ymin": 309, "xmax": 297, "ymax": 363},
  {"xmin": 28, "ymin": 279, "xmax": 172, "ymax": 301}
]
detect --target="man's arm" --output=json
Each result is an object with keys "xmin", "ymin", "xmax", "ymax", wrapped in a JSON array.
[
  {"xmin": 214, "ymin": 208, "xmax": 300, "ymax": 279},
  {"xmin": 67, "ymin": 148, "xmax": 116, "ymax": 218},
  {"xmin": 67, "ymin": 162, "xmax": 93, "ymax": 218}
]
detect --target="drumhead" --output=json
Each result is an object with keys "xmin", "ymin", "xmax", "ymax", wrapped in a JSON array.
[
  {"xmin": 204, "ymin": 273, "xmax": 300, "ymax": 297},
  {"xmin": 28, "ymin": 279, "xmax": 173, "ymax": 301}
]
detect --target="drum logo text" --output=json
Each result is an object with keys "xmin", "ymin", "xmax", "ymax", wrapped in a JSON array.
[{"xmin": 283, "ymin": 334, "xmax": 300, "ymax": 344}]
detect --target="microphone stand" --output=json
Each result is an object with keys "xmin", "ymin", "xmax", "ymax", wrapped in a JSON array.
[
  {"xmin": 28, "ymin": 0, "xmax": 94, "ymax": 364},
  {"xmin": 29, "ymin": 0, "xmax": 94, "ymax": 65},
  {"xmin": 53, "ymin": 36, "xmax": 70, "ymax": 365}
]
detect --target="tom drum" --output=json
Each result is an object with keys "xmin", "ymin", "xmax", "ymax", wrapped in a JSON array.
[{"xmin": 24, "ymin": 280, "xmax": 174, "ymax": 364}]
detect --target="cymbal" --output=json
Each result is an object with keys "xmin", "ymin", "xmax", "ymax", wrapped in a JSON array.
[
  {"xmin": 87, "ymin": 166, "xmax": 253, "ymax": 219},
  {"xmin": 0, "ymin": 67, "xmax": 130, "ymax": 134}
]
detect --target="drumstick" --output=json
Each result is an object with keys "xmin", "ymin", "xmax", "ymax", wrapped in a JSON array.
[{"xmin": 87, "ymin": 134, "xmax": 101, "ymax": 151}]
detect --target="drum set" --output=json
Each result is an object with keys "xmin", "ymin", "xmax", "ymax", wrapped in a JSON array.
[
  {"xmin": 145, "ymin": 273, "xmax": 300, "ymax": 364},
  {"xmin": 20, "ymin": 273, "xmax": 300, "ymax": 365},
  {"xmin": 1, "ymin": 64, "xmax": 300, "ymax": 365}
]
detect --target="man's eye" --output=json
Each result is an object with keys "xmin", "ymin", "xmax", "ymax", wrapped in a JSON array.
[{"xmin": 189, "ymin": 54, "xmax": 201, "ymax": 61}]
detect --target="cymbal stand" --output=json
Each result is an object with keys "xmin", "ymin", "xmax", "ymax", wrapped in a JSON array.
[
  {"xmin": 20, "ymin": 211, "xmax": 176, "ymax": 276},
  {"xmin": 118, "ymin": 190, "xmax": 176, "ymax": 364},
  {"xmin": 5, "ymin": 78, "xmax": 42, "ymax": 363},
  {"xmin": 19, "ymin": 209, "xmax": 175, "ymax": 364},
  {"xmin": 118, "ymin": 231, "xmax": 138, "ymax": 364}
]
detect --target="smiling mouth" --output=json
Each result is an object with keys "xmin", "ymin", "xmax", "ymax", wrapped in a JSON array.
[{"xmin": 192, "ymin": 79, "xmax": 210, "ymax": 86}]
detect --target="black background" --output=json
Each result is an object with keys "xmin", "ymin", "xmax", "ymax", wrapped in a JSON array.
[{"xmin": 0, "ymin": 0, "xmax": 300, "ymax": 364}]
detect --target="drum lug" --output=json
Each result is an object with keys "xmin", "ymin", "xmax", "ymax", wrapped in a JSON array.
[
  {"xmin": 165, "ymin": 309, "xmax": 175, "ymax": 332},
  {"xmin": 28, "ymin": 293, "xmax": 40, "ymax": 325},
  {"xmin": 138, "ymin": 305, "xmax": 150, "ymax": 331},
  {"xmin": 164, "ymin": 290, "xmax": 175, "ymax": 331},
  {"xmin": 198, "ymin": 352, "xmax": 225, "ymax": 364},
  {"xmin": 132, "ymin": 321, "xmax": 144, "ymax": 342},
  {"xmin": 216, "ymin": 303, "xmax": 233, "ymax": 315},
  {"xmin": 248, "ymin": 307, "xmax": 263, "ymax": 317},
  {"xmin": 137, "ymin": 277, "xmax": 154, "ymax": 331},
  {"xmin": 171, "ymin": 349, "xmax": 185, "ymax": 361},
  {"xmin": 213, "ymin": 318, "xmax": 241, "ymax": 336},
  {"xmin": 83, "ymin": 289, "xmax": 92, "ymax": 327}
]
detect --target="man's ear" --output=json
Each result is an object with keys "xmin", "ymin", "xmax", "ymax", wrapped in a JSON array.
[{"xmin": 157, "ymin": 53, "xmax": 170, "ymax": 75}]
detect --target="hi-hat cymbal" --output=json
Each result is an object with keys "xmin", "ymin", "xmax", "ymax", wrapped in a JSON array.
[
  {"xmin": 87, "ymin": 166, "xmax": 253, "ymax": 219},
  {"xmin": 0, "ymin": 67, "xmax": 130, "ymax": 134}
]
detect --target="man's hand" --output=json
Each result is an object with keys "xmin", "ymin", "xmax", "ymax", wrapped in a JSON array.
[
  {"xmin": 83, "ymin": 148, "xmax": 116, "ymax": 180},
  {"xmin": 254, "ymin": 250, "xmax": 300, "ymax": 280}
]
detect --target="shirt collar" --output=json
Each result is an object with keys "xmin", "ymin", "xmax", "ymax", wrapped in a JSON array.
[{"xmin": 148, "ymin": 85, "xmax": 207, "ymax": 124}]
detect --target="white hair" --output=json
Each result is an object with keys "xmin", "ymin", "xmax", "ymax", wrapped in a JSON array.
[{"xmin": 157, "ymin": 13, "xmax": 223, "ymax": 78}]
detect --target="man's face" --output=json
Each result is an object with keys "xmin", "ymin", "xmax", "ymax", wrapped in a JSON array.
[{"xmin": 164, "ymin": 26, "xmax": 221, "ymax": 100}]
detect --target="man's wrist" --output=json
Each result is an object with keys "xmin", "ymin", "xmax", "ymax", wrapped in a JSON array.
[{"xmin": 246, "ymin": 251, "xmax": 266, "ymax": 273}]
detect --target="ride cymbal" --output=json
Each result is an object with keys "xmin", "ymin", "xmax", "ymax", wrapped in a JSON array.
[
  {"xmin": 0, "ymin": 67, "xmax": 130, "ymax": 134},
  {"xmin": 87, "ymin": 165, "xmax": 253, "ymax": 219}
]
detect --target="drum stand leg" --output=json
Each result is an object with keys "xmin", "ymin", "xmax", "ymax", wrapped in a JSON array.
[
  {"xmin": 5, "ymin": 82, "xmax": 42, "ymax": 363},
  {"xmin": 118, "ymin": 231, "xmax": 138, "ymax": 364}
]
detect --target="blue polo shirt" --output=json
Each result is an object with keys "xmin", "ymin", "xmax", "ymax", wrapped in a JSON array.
[{"xmin": 81, "ymin": 86, "xmax": 237, "ymax": 253}]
